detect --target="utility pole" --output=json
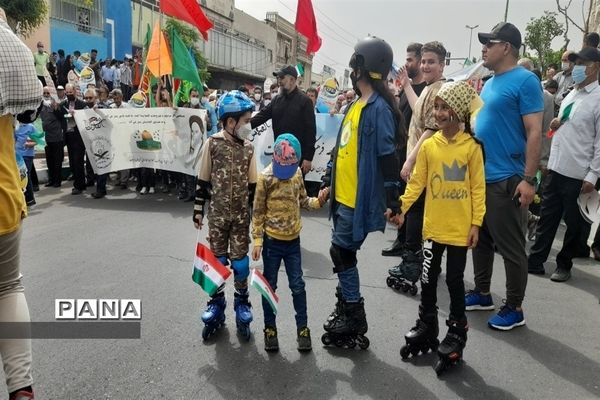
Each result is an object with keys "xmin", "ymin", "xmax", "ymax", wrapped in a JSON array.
[
  {"xmin": 504, "ymin": 0, "xmax": 510, "ymax": 22},
  {"xmin": 465, "ymin": 24, "xmax": 479, "ymax": 61}
]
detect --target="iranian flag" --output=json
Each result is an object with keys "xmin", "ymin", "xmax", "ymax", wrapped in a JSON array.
[
  {"xmin": 192, "ymin": 243, "xmax": 231, "ymax": 296},
  {"xmin": 250, "ymin": 268, "xmax": 279, "ymax": 315}
]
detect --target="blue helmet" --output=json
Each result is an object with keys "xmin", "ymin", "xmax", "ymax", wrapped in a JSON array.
[{"xmin": 217, "ymin": 90, "xmax": 254, "ymax": 121}]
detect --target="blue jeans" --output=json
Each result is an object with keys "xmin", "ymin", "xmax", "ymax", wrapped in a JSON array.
[
  {"xmin": 96, "ymin": 173, "xmax": 108, "ymax": 194},
  {"xmin": 23, "ymin": 156, "xmax": 35, "ymax": 203},
  {"xmin": 261, "ymin": 235, "xmax": 307, "ymax": 329},
  {"xmin": 332, "ymin": 204, "xmax": 365, "ymax": 302}
]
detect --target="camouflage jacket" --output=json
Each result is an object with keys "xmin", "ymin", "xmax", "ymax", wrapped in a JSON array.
[{"xmin": 196, "ymin": 131, "xmax": 257, "ymax": 217}]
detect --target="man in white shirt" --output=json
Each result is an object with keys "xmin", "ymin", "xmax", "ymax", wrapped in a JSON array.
[{"xmin": 528, "ymin": 47, "xmax": 600, "ymax": 282}]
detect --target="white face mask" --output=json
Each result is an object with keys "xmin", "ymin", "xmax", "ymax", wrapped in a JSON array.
[
  {"xmin": 235, "ymin": 122, "xmax": 253, "ymax": 140},
  {"xmin": 202, "ymin": 96, "xmax": 208, "ymax": 103},
  {"xmin": 263, "ymin": 99, "xmax": 271, "ymax": 107},
  {"xmin": 561, "ymin": 61, "xmax": 571, "ymax": 71},
  {"xmin": 43, "ymin": 99, "xmax": 52, "ymax": 107},
  {"xmin": 254, "ymin": 93, "xmax": 262, "ymax": 101},
  {"xmin": 190, "ymin": 97, "xmax": 200, "ymax": 106},
  {"xmin": 271, "ymin": 92, "xmax": 278, "ymax": 98}
]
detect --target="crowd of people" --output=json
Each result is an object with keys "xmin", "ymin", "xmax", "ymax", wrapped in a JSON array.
[{"xmin": 2, "ymin": 2, "xmax": 600, "ymax": 395}]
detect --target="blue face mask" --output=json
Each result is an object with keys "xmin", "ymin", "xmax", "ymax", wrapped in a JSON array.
[{"xmin": 572, "ymin": 65, "xmax": 588, "ymax": 85}]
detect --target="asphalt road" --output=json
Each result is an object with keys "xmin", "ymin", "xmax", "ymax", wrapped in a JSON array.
[{"xmin": 2, "ymin": 182, "xmax": 599, "ymax": 399}]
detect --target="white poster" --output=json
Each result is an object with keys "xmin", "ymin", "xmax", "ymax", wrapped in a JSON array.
[
  {"xmin": 249, "ymin": 113, "xmax": 344, "ymax": 182},
  {"xmin": 74, "ymin": 108, "xmax": 207, "ymax": 175}
]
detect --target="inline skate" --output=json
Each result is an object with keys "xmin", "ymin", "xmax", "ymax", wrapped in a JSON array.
[
  {"xmin": 201, "ymin": 293, "xmax": 226, "ymax": 340},
  {"xmin": 400, "ymin": 311, "xmax": 439, "ymax": 359},
  {"xmin": 434, "ymin": 319, "xmax": 468, "ymax": 376},
  {"xmin": 386, "ymin": 250, "xmax": 422, "ymax": 296},
  {"xmin": 321, "ymin": 298, "xmax": 370, "ymax": 350},
  {"xmin": 234, "ymin": 290, "xmax": 253, "ymax": 340},
  {"xmin": 323, "ymin": 286, "xmax": 343, "ymax": 330}
]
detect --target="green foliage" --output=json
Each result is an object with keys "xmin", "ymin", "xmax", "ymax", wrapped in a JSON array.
[
  {"xmin": 0, "ymin": 0, "xmax": 48, "ymax": 37},
  {"xmin": 165, "ymin": 18, "xmax": 211, "ymax": 83},
  {"xmin": 524, "ymin": 11, "xmax": 565, "ymax": 71}
]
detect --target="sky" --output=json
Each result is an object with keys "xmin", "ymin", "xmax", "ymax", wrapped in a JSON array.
[{"xmin": 234, "ymin": 0, "xmax": 589, "ymax": 76}]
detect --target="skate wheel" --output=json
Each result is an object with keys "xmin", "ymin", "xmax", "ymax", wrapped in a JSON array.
[
  {"xmin": 357, "ymin": 336, "xmax": 370, "ymax": 350},
  {"xmin": 321, "ymin": 333, "xmax": 332, "ymax": 346},
  {"xmin": 410, "ymin": 347, "xmax": 420, "ymax": 356},
  {"xmin": 237, "ymin": 325, "xmax": 251, "ymax": 341},
  {"xmin": 400, "ymin": 345, "xmax": 410, "ymax": 359},
  {"xmin": 410, "ymin": 286, "xmax": 418, "ymax": 296},
  {"xmin": 386, "ymin": 276, "xmax": 395, "ymax": 288},
  {"xmin": 346, "ymin": 339, "xmax": 357, "ymax": 349},
  {"xmin": 393, "ymin": 282, "xmax": 402, "ymax": 290},
  {"xmin": 202, "ymin": 326, "xmax": 212, "ymax": 341},
  {"xmin": 434, "ymin": 359, "xmax": 447, "ymax": 376},
  {"xmin": 334, "ymin": 338, "xmax": 345, "ymax": 347},
  {"xmin": 401, "ymin": 285, "xmax": 409, "ymax": 293}
]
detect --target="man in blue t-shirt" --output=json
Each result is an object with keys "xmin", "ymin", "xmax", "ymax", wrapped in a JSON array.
[{"xmin": 465, "ymin": 22, "xmax": 543, "ymax": 331}]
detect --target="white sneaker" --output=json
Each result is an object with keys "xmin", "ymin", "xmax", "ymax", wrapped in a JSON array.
[
  {"xmin": 140, "ymin": 187, "xmax": 148, "ymax": 195},
  {"xmin": 149, "ymin": 187, "xmax": 155, "ymax": 194}
]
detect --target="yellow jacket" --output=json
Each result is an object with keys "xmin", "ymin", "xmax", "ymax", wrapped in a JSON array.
[
  {"xmin": 400, "ymin": 131, "xmax": 486, "ymax": 247},
  {"xmin": 252, "ymin": 164, "xmax": 321, "ymax": 246}
]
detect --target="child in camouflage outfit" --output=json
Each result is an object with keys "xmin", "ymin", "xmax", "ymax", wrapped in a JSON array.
[{"xmin": 193, "ymin": 90, "xmax": 257, "ymax": 340}]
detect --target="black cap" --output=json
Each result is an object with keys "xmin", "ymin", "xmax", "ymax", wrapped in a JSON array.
[
  {"xmin": 478, "ymin": 22, "xmax": 522, "ymax": 49},
  {"xmin": 273, "ymin": 65, "xmax": 298, "ymax": 78},
  {"xmin": 568, "ymin": 47, "xmax": 600, "ymax": 63}
]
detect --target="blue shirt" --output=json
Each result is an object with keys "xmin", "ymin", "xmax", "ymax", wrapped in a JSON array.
[
  {"xmin": 476, "ymin": 66, "xmax": 544, "ymax": 183},
  {"xmin": 202, "ymin": 99, "xmax": 218, "ymax": 136},
  {"xmin": 14, "ymin": 123, "xmax": 35, "ymax": 158}
]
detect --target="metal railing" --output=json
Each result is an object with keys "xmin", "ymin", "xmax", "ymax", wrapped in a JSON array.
[{"xmin": 50, "ymin": 0, "xmax": 104, "ymax": 35}]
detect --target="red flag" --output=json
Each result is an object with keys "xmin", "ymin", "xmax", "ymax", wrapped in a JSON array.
[
  {"xmin": 159, "ymin": 0, "xmax": 213, "ymax": 41},
  {"xmin": 295, "ymin": 0, "xmax": 322, "ymax": 54}
]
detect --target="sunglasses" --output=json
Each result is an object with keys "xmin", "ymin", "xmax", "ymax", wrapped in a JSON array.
[{"xmin": 484, "ymin": 40, "xmax": 507, "ymax": 48}]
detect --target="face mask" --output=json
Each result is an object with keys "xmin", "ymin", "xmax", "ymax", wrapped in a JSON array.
[
  {"xmin": 254, "ymin": 93, "xmax": 262, "ymax": 101},
  {"xmin": 202, "ymin": 96, "xmax": 208, "ymax": 103},
  {"xmin": 38, "ymin": 48, "xmax": 43, "ymax": 53},
  {"xmin": 571, "ymin": 65, "xmax": 588, "ymax": 85},
  {"xmin": 264, "ymin": 99, "xmax": 271, "ymax": 107},
  {"xmin": 43, "ymin": 99, "xmax": 52, "ymax": 107},
  {"xmin": 190, "ymin": 97, "xmax": 200, "ymax": 106},
  {"xmin": 561, "ymin": 62, "xmax": 570, "ymax": 71},
  {"xmin": 67, "ymin": 95, "xmax": 76, "ymax": 102},
  {"xmin": 86, "ymin": 101, "xmax": 95, "ymax": 108},
  {"xmin": 271, "ymin": 92, "xmax": 278, "ymax": 98},
  {"xmin": 235, "ymin": 122, "xmax": 252, "ymax": 140}
]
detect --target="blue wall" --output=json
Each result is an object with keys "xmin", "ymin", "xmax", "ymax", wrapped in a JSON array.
[
  {"xmin": 50, "ymin": 20, "xmax": 107, "ymax": 59},
  {"xmin": 105, "ymin": 0, "xmax": 132, "ymax": 59}
]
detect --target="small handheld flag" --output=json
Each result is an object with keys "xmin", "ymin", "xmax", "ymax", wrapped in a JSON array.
[
  {"xmin": 192, "ymin": 243, "xmax": 231, "ymax": 296},
  {"xmin": 250, "ymin": 268, "xmax": 279, "ymax": 315}
]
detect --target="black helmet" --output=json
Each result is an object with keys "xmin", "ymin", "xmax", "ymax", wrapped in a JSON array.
[{"xmin": 350, "ymin": 36, "xmax": 393, "ymax": 80}]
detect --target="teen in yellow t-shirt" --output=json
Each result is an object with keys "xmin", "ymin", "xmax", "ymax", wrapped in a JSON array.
[{"xmin": 334, "ymin": 99, "xmax": 366, "ymax": 208}]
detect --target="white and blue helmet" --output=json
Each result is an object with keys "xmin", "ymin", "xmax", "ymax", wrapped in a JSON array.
[{"xmin": 217, "ymin": 90, "xmax": 254, "ymax": 121}]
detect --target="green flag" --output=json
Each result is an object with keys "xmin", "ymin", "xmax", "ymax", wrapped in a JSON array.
[
  {"xmin": 143, "ymin": 23, "xmax": 152, "ymax": 55},
  {"xmin": 170, "ymin": 29, "xmax": 202, "ymax": 89}
]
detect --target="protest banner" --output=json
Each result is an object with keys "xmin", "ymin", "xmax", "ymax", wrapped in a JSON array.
[
  {"xmin": 249, "ymin": 113, "xmax": 343, "ymax": 182},
  {"xmin": 74, "ymin": 107, "xmax": 207, "ymax": 176}
]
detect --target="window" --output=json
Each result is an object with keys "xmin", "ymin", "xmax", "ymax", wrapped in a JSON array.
[{"xmin": 51, "ymin": 0, "xmax": 104, "ymax": 34}]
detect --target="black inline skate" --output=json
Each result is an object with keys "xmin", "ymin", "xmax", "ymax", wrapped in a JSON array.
[
  {"xmin": 386, "ymin": 250, "xmax": 422, "ymax": 296},
  {"xmin": 322, "ymin": 298, "xmax": 370, "ymax": 350},
  {"xmin": 400, "ymin": 310, "xmax": 439, "ymax": 359},
  {"xmin": 323, "ymin": 286, "xmax": 343, "ymax": 330},
  {"xmin": 434, "ymin": 319, "xmax": 468, "ymax": 376}
]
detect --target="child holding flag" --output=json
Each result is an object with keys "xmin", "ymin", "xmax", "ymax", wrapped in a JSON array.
[
  {"xmin": 388, "ymin": 81, "xmax": 485, "ymax": 375},
  {"xmin": 251, "ymin": 134, "xmax": 327, "ymax": 352},
  {"xmin": 193, "ymin": 90, "xmax": 257, "ymax": 340}
]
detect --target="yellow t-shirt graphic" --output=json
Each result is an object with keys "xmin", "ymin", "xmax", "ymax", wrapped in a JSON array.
[{"xmin": 335, "ymin": 100, "xmax": 366, "ymax": 208}]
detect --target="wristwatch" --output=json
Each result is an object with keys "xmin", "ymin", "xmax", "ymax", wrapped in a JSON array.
[{"xmin": 523, "ymin": 175, "xmax": 537, "ymax": 186}]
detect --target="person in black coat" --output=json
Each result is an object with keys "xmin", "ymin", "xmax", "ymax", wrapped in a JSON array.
[
  {"xmin": 40, "ymin": 87, "xmax": 65, "ymax": 187},
  {"xmin": 61, "ymin": 84, "xmax": 88, "ymax": 194}
]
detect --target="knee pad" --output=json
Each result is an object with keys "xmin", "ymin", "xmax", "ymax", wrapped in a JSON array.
[
  {"xmin": 217, "ymin": 256, "xmax": 229, "ymax": 267},
  {"xmin": 231, "ymin": 256, "xmax": 250, "ymax": 281},
  {"xmin": 329, "ymin": 244, "xmax": 357, "ymax": 274}
]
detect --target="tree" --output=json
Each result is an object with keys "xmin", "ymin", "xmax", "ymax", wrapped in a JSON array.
[
  {"xmin": 164, "ymin": 18, "xmax": 211, "ymax": 84},
  {"xmin": 525, "ymin": 11, "xmax": 565, "ymax": 71},
  {"xmin": 0, "ymin": 0, "xmax": 47, "ymax": 37},
  {"xmin": 555, "ymin": 0, "xmax": 596, "ymax": 48}
]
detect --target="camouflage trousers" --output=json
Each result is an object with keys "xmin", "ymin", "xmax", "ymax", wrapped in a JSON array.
[{"xmin": 208, "ymin": 210, "xmax": 250, "ymax": 262}]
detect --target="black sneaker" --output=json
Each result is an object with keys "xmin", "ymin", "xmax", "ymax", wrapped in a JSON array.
[
  {"xmin": 264, "ymin": 326, "xmax": 279, "ymax": 352},
  {"xmin": 297, "ymin": 326, "xmax": 312, "ymax": 352},
  {"xmin": 92, "ymin": 192, "xmax": 106, "ymax": 199},
  {"xmin": 71, "ymin": 188, "xmax": 83, "ymax": 195}
]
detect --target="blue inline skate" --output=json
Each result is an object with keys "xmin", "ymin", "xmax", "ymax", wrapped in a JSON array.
[
  {"xmin": 201, "ymin": 294, "xmax": 226, "ymax": 340},
  {"xmin": 234, "ymin": 290, "xmax": 253, "ymax": 340}
]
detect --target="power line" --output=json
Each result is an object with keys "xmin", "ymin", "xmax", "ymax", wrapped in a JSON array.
[{"xmin": 313, "ymin": 4, "xmax": 361, "ymax": 42}]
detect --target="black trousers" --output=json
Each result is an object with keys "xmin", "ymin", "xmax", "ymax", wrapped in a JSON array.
[
  {"xmin": 528, "ymin": 171, "xmax": 590, "ymax": 271},
  {"xmin": 44, "ymin": 141, "xmax": 64, "ymax": 184},
  {"xmin": 421, "ymin": 240, "xmax": 467, "ymax": 321},
  {"xmin": 65, "ymin": 131, "xmax": 86, "ymax": 190},
  {"xmin": 405, "ymin": 191, "xmax": 425, "ymax": 251}
]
